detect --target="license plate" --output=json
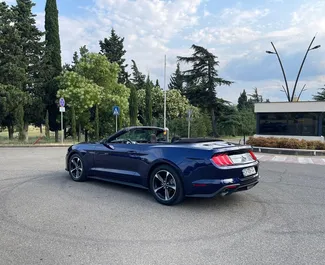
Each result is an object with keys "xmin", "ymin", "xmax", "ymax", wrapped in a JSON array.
[{"xmin": 242, "ymin": 167, "xmax": 256, "ymax": 177}]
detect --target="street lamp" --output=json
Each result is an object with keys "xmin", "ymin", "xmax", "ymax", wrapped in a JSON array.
[
  {"xmin": 266, "ymin": 42, "xmax": 290, "ymax": 101},
  {"xmin": 266, "ymin": 35, "xmax": 321, "ymax": 102}
]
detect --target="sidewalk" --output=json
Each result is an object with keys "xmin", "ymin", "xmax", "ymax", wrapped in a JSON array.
[{"xmin": 256, "ymin": 153, "xmax": 325, "ymax": 165}]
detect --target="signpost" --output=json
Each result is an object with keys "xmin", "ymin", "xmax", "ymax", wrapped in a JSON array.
[
  {"xmin": 59, "ymin": 98, "xmax": 65, "ymax": 144},
  {"xmin": 187, "ymin": 109, "xmax": 193, "ymax": 138},
  {"xmin": 113, "ymin": 106, "xmax": 120, "ymax": 132}
]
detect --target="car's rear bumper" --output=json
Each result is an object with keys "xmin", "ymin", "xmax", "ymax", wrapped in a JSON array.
[{"xmin": 186, "ymin": 173, "xmax": 260, "ymax": 198}]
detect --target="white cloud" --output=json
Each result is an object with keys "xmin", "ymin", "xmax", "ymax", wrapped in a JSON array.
[
  {"xmin": 220, "ymin": 8, "xmax": 270, "ymax": 26},
  {"xmin": 25, "ymin": 0, "xmax": 325, "ymax": 103},
  {"xmin": 49, "ymin": 0, "xmax": 202, "ymax": 82}
]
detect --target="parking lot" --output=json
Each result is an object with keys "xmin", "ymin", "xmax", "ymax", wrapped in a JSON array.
[{"xmin": 1, "ymin": 147, "xmax": 325, "ymax": 265}]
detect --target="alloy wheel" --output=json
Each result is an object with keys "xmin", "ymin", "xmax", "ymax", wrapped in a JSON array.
[
  {"xmin": 69, "ymin": 156, "xmax": 83, "ymax": 180},
  {"xmin": 152, "ymin": 170, "xmax": 177, "ymax": 201}
]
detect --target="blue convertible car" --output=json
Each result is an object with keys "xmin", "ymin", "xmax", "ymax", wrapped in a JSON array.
[{"xmin": 65, "ymin": 126, "xmax": 260, "ymax": 205}]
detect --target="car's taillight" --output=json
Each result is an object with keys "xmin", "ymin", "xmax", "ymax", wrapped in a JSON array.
[
  {"xmin": 249, "ymin": 150, "xmax": 257, "ymax": 160},
  {"xmin": 211, "ymin": 154, "xmax": 233, "ymax": 166}
]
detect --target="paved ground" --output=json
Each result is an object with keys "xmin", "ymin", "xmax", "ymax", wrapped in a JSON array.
[
  {"xmin": 256, "ymin": 153, "xmax": 325, "ymax": 165},
  {"xmin": 1, "ymin": 148, "xmax": 325, "ymax": 265}
]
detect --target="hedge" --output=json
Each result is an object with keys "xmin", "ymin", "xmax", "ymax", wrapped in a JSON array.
[{"xmin": 246, "ymin": 137, "xmax": 325, "ymax": 150}]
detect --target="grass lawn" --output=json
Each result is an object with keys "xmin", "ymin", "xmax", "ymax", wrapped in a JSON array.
[{"xmin": 0, "ymin": 125, "xmax": 76, "ymax": 145}]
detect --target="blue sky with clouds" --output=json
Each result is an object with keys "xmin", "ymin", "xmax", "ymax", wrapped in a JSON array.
[{"xmin": 4, "ymin": 0, "xmax": 325, "ymax": 103}]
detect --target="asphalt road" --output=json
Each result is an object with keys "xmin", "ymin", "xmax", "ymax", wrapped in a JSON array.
[{"xmin": 1, "ymin": 147, "xmax": 325, "ymax": 265}]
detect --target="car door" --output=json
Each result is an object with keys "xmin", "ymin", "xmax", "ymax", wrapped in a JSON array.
[{"xmin": 93, "ymin": 142, "xmax": 145, "ymax": 185}]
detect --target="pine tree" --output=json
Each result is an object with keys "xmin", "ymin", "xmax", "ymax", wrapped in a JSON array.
[
  {"xmin": 99, "ymin": 29, "xmax": 129, "ymax": 84},
  {"xmin": 155, "ymin": 79, "xmax": 160, "ymax": 88},
  {"xmin": 237, "ymin": 90, "xmax": 248, "ymax": 111},
  {"xmin": 0, "ymin": 2, "xmax": 26, "ymax": 139},
  {"xmin": 44, "ymin": 0, "xmax": 62, "ymax": 142},
  {"xmin": 131, "ymin": 60, "xmax": 145, "ymax": 90},
  {"xmin": 12, "ymin": 0, "xmax": 45, "ymax": 141},
  {"xmin": 168, "ymin": 63, "xmax": 184, "ymax": 94},
  {"xmin": 177, "ymin": 45, "xmax": 233, "ymax": 136},
  {"xmin": 313, "ymin": 85, "xmax": 325, "ymax": 101},
  {"xmin": 145, "ymin": 75, "xmax": 153, "ymax": 126},
  {"xmin": 0, "ymin": 2, "xmax": 25, "ymax": 89}
]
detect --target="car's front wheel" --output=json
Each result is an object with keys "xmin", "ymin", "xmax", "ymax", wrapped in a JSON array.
[
  {"xmin": 68, "ymin": 153, "xmax": 87, "ymax": 182},
  {"xmin": 149, "ymin": 165, "xmax": 185, "ymax": 206}
]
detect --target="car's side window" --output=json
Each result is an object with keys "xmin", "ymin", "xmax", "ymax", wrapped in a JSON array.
[{"xmin": 109, "ymin": 129, "xmax": 167, "ymax": 144}]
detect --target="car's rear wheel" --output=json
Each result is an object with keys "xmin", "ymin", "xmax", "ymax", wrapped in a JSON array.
[
  {"xmin": 149, "ymin": 165, "xmax": 184, "ymax": 206},
  {"xmin": 68, "ymin": 153, "xmax": 87, "ymax": 182}
]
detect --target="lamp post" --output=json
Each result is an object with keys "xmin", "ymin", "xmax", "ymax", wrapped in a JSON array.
[{"xmin": 266, "ymin": 36, "xmax": 321, "ymax": 102}]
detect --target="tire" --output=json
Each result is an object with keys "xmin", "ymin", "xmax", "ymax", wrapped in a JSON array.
[
  {"xmin": 149, "ymin": 164, "xmax": 185, "ymax": 206},
  {"xmin": 68, "ymin": 153, "xmax": 87, "ymax": 182}
]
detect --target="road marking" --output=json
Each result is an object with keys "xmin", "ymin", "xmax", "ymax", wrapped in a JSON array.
[
  {"xmin": 298, "ymin": 157, "xmax": 314, "ymax": 164},
  {"xmin": 272, "ymin": 156, "xmax": 287, "ymax": 162}
]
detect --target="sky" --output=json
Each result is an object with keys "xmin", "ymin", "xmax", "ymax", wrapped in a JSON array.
[{"xmin": 4, "ymin": 0, "xmax": 325, "ymax": 104}]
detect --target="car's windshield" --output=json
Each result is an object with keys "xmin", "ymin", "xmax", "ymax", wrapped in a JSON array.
[{"xmin": 109, "ymin": 128, "xmax": 167, "ymax": 144}]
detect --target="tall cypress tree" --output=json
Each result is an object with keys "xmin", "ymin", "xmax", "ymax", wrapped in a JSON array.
[
  {"xmin": 99, "ymin": 29, "xmax": 129, "ymax": 84},
  {"xmin": 44, "ymin": 0, "xmax": 62, "ymax": 142},
  {"xmin": 128, "ymin": 82, "xmax": 138, "ymax": 126},
  {"xmin": 145, "ymin": 75, "xmax": 152, "ymax": 126}
]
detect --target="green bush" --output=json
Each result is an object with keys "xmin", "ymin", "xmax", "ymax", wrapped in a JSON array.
[{"xmin": 246, "ymin": 137, "xmax": 325, "ymax": 150}]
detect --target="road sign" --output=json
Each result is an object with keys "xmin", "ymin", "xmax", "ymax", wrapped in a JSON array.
[
  {"xmin": 59, "ymin": 107, "xmax": 65, "ymax": 112},
  {"xmin": 113, "ymin": 106, "xmax": 120, "ymax": 116},
  {"xmin": 59, "ymin": 98, "xmax": 65, "ymax": 107},
  {"xmin": 186, "ymin": 109, "xmax": 193, "ymax": 121}
]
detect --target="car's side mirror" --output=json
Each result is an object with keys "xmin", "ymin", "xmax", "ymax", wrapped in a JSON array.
[{"xmin": 102, "ymin": 141, "xmax": 115, "ymax": 150}]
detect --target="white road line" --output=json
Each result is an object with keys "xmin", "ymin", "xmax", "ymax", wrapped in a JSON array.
[
  {"xmin": 271, "ymin": 155, "xmax": 287, "ymax": 162},
  {"xmin": 298, "ymin": 157, "xmax": 314, "ymax": 164}
]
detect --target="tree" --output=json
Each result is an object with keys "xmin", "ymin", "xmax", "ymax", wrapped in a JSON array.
[
  {"xmin": 12, "ymin": 0, "xmax": 45, "ymax": 141},
  {"xmin": 71, "ymin": 106, "xmax": 76, "ymax": 141},
  {"xmin": 0, "ymin": 84, "xmax": 30, "ymax": 139},
  {"xmin": 155, "ymin": 79, "xmax": 160, "ymax": 88},
  {"xmin": 237, "ymin": 90, "xmax": 248, "ymax": 111},
  {"xmin": 57, "ymin": 51, "xmax": 130, "ymax": 139},
  {"xmin": 44, "ymin": 0, "xmax": 62, "ymax": 142},
  {"xmin": 0, "ymin": 2, "xmax": 26, "ymax": 89},
  {"xmin": 131, "ymin": 60, "xmax": 145, "ymax": 90},
  {"xmin": 177, "ymin": 45, "xmax": 233, "ymax": 136},
  {"xmin": 56, "ymin": 71, "xmax": 103, "ymax": 139},
  {"xmin": 145, "ymin": 75, "xmax": 153, "ymax": 125},
  {"xmin": 248, "ymin": 87, "xmax": 263, "ymax": 103},
  {"xmin": 128, "ymin": 82, "xmax": 138, "ymax": 126},
  {"xmin": 99, "ymin": 29, "xmax": 129, "ymax": 84},
  {"xmin": 313, "ymin": 85, "xmax": 325, "ymax": 101},
  {"xmin": 168, "ymin": 62, "xmax": 184, "ymax": 94}
]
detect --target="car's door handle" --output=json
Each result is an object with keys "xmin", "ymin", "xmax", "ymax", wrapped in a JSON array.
[{"xmin": 128, "ymin": 150, "xmax": 137, "ymax": 154}]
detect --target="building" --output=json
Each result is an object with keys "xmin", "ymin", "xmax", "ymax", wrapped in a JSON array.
[{"xmin": 254, "ymin": 101, "xmax": 325, "ymax": 141}]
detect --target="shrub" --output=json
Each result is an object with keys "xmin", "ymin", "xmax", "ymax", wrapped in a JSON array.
[{"xmin": 246, "ymin": 137, "xmax": 325, "ymax": 150}]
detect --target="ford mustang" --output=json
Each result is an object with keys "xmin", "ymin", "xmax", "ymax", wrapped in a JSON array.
[{"xmin": 65, "ymin": 126, "xmax": 260, "ymax": 205}]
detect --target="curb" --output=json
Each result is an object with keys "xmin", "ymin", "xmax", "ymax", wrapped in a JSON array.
[
  {"xmin": 252, "ymin": 146, "xmax": 325, "ymax": 156},
  {"xmin": 0, "ymin": 144, "xmax": 72, "ymax": 148}
]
